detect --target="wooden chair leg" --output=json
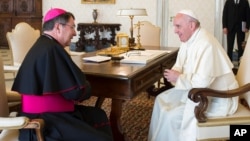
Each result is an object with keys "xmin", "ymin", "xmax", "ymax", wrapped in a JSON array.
[{"xmin": 95, "ymin": 97, "xmax": 105, "ymax": 108}]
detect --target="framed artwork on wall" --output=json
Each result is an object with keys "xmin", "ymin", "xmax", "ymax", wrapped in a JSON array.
[{"xmin": 81, "ymin": 0, "xmax": 115, "ymax": 4}]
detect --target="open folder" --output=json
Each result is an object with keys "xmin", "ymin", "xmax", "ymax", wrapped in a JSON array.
[{"xmin": 119, "ymin": 50, "xmax": 171, "ymax": 64}]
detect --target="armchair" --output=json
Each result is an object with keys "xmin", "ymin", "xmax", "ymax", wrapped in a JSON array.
[
  {"xmin": 188, "ymin": 36, "xmax": 250, "ymax": 140},
  {"xmin": 4, "ymin": 22, "xmax": 40, "ymax": 77},
  {"xmin": 134, "ymin": 21, "xmax": 161, "ymax": 47},
  {"xmin": 0, "ymin": 57, "xmax": 44, "ymax": 141}
]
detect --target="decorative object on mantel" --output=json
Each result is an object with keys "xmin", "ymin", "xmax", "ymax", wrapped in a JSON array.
[
  {"xmin": 116, "ymin": 33, "xmax": 129, "ymax": 48},
  {"xmin": 81, "ymin": 0, "xmax": 115, "ymax": 4},
  {"xmin": 117, "ymin": 8, "xmax": 147, "ymax": 49},
  {"xmin": 92, "ymin": 9, "xmax": 98, "ymax": 23},
  {"xmin": 75, "ymin": 23, "xmax": 121, "ymax": 52}
]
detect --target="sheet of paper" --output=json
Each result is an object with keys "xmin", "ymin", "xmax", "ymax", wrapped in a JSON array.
[
  {"xmin": 70, "ymin": 51, "xmax": 85, "ymax": 56},
  {"xmin": 83, "ymin": 56, "xmax": 111, "ymax": 63}
]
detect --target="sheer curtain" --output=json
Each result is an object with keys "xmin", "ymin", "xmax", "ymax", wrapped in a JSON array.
[
  {"xmin": 215, "ymin": 0, "xmax": 227, "ymax": 50},
  {"xmin": 156, "ymin": 0, "xmax": 167, "ymax": 46}
]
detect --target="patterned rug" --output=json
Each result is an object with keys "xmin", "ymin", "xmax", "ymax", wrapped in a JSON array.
[{"xmin": 81, "ymin": 92, "xmax": 155, "ymax": 141}]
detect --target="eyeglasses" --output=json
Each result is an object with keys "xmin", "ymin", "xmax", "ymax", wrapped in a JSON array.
[{"xmin": 59, "ymin": 23, "xmax": 76, "ymax": 29}]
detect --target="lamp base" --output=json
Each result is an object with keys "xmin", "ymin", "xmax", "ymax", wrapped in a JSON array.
[
  {"xmin": 130, "ymin": 44, "xmax": 145, "ymax": 50},
  {"xmin": 129, "ymin": 37, "xmax": 145, "ymax": 50},
  {"xmin": 129, "ymin": 47, "xmax": 145, "ymax": 51},
  {"xmin": 129, "ymin": 37, "xmax": 136, "ymax": 47}
]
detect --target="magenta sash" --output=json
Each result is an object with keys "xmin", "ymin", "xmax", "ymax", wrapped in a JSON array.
[{"xmin": 22, "ymin": 94, "xmax": 74, "ymax": 113}]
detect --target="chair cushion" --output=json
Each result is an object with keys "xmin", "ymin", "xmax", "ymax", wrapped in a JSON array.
[
  {"xmin": 196, "ymin": 103, "xmax": 250, "ymax": 140},
  {"xmin": 6, "ymin": 90, "xmax": 21, "ymax": 102}
]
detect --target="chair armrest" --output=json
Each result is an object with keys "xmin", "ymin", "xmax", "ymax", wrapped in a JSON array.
[
  {"xmin": 0, "ymin": 117, "xmax": 29, "ymax": 129},
  {"xmin": 25, "ymin": 119, "xmax": 45, "ymax": 141},
  {"xmin": 0, "ymin": 117, "xmax": 44, "ymax": 129},
  {"xmin": 3, "ymin": 65, "xmax": 19, "ymax": 72},
  {"xmin": 0, "ymin": 113, "xmax": 45, "ymax": 141},
  {"xmin": 188, "ymin": 83, "xmax": 250, "ymax": 123}
]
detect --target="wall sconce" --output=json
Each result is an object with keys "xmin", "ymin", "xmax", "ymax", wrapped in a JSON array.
[{"xmin": 117, "ymin": 8, "xmax": 147, "ymax": 49}]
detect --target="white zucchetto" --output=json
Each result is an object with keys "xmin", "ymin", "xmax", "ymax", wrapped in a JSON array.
[{"xmin": 178, "ymin": 9, "xmax": 199, "ymax": 21}]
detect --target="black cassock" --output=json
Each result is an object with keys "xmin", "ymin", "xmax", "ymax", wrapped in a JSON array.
[{"xmin": 12, "ymin": 35, "xmax": 113, "ymax": 141}]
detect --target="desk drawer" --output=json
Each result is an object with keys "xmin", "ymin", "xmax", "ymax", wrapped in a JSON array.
[
  {"xmin": 132, "ymin": 65, "xmax": 162, "ymax": 92},
  {"xmin": 132, "ymin": 52, "xmax": 177, "ymax": 93}
]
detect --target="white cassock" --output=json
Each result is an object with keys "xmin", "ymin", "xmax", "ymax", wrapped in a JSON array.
[{"xmin": 148, "ymin": 28, "xmax": 239, "ymax": 141}]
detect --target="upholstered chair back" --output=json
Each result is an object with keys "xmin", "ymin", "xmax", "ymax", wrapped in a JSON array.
[
  {"xmin": 236, "ymin": 35, "xmax": 250, "ymax": 106},
  {"xmin": 134, "ymin": 21, "xmax": 161, "ymax": 47},
  {"xmin": 6, "ymin": 22, "xmax": 40, "ymax": 66}
]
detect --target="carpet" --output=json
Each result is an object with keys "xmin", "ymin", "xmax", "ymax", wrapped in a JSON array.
[{"xmin": 81, "ymin": 92, "xmax": 155, "ymax": 141}]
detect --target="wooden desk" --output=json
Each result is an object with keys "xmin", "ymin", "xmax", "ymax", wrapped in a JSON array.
[
  {"xmin": 76, "ymin": 23, "xmax": 121, "ymax": 52},
  {"xmin": 72, "ymin": 47, "xmax": 178, "ymax": 141}
]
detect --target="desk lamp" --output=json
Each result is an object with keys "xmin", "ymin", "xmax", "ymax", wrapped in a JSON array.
[{"xmin": 117, "ymin": 8, "xmax": 147, "ymax": 49}]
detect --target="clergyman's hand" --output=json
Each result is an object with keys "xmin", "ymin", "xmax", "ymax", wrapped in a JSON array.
[
  {"xmin": 223, "ymin": 28, "xmax": 228, "ymax": 34},
  {"xmin": 163, "ymin": 69, "xmax": 180, "ymax": 83}
]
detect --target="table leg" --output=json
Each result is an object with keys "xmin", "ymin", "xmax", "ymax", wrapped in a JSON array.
[
  {"xmin": 95, "ymin": 97, "xmax": 105, "ymax": 107},
  {"xmin": 110, "ymin": 99, "xmax": 127, "ymax": 141}
]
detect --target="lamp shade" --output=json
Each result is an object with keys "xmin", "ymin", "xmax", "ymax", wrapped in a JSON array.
[{"xmin": 117, "ymin": 8, "xmax": 147, "ymax": 16}]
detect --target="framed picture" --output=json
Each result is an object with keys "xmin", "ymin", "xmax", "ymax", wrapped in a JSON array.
[
  {"xmin": 81, "ymin": 0, "xmax": 115, "ymax": 4},
  {"xmin": 117, "ymin": 33, "xmax": 129, "ymax": 48}
]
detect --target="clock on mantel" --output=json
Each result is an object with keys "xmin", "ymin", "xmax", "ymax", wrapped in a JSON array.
[{"xmin": 116, "ymin": 33, "xmax": 129, "ymax": 48}]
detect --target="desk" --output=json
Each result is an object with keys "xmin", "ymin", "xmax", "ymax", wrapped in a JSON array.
[
  {"xmin": 72, "ymin": 47, "xmax": 178, "ymax": 141},
  {"xmin": 76, "ymin": 23, "xmax": 121, "ymax": 52}
]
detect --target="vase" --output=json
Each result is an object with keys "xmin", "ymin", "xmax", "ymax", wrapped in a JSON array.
[{"xmin": 92, "ymin": 9, "xmax": 98, "ymax": 23}]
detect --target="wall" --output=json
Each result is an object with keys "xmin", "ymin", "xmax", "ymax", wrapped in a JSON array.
[
  {"xmin": 43, "ymin": 0, "xmax": 156, "ymax": 42},
  {"xmin": 44, "ymin": 0, "xmax": 246, "ymax": 48},
  {"xmin": 160, "ymin": 0, "xmax": 216, "ymax": 47}
]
